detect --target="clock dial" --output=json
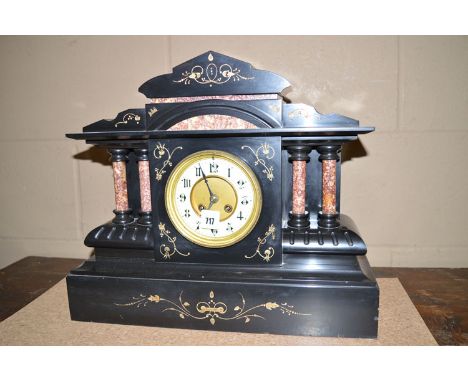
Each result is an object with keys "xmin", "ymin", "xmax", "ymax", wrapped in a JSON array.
[{"xmin": 165, "ymin": 150, "xmax": 262, "ymax": 248}]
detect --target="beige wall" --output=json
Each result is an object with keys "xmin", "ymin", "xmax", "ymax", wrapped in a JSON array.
[{"xmin": 0, "ymin": 36, "xmax": 467, "ymax": 269}]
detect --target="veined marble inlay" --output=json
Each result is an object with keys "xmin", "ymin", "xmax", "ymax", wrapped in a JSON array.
[
  {"xmin": 168, "ymin": 114, "xmax": 258, "ymax": 131},
  {"xmin": 292, "ymin": 161, "xmax": 306, "ymax": 215},
  {"xmin": 151, "ymin": 95, "xmax": 279, "ymax": 131},
  {"xmin": 138, "ymin": 161, "xmax": 151, "ymax": 212},
  {"xmin": 112, "ymin": 161, "xmax": 129, "ymax": 211},
  {"xmin": 150, "ymin": 94, "xmax": 278, "ymax": 104},
  {"xmin": 322, "ymin": 160, "xmax": 336, "ymax": 214}
]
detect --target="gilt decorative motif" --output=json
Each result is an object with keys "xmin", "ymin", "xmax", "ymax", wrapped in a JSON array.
[
  {"xmin": 158, "ymin": 222, "xmax": 190, "ymax": 259},
  {"xmin": 115, "ymin": 289, "xmax": 312, "ymax": 325},
  {"xmin": 153, "ymin": 143, "xmax": 182, "ymax": 181},
  {"xmin": 114, "ymin": 113, "xmax": 141, "ymax": 127},
  {"xmin": 241, "ymin": 143, "xmax": 275, "ymax": 181},
  {"xmin": 288, "ymin": 108, "xmax": 311, "ymax": 119},
  {"xmin": 173, "ymin": 53, "xmax": 254, "ymax": 87},
  {"xmin": 148, "ymin": 107, "xmax": 158, "ymax": 117},
  {"xmin": 268, "ymin": 104, "xmax": 281, "ymax": 114},
  {"xmin": 245, "ymin": 224, "xmax": 276, "ymax": 262}
]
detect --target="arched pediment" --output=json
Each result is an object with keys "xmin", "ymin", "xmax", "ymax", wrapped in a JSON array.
[{"xmin": 138, "ymin": 51, "xmax": 291, "ymax": 98}]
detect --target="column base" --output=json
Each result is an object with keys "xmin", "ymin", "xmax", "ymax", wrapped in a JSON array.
[
  {"xmin": 112, "ymin": 209, "xmax": 134, "ymax": 225},
  {"xmin": 137, "ymin": 211, "xmax": 152, "ymax": 226},
  {"xmin": 287, "ymin": 211, "xmax": 310, "ymax": 230},
  {"xmin": 318, "ymin": 211, "xmax": 340, "ymax": 229}
]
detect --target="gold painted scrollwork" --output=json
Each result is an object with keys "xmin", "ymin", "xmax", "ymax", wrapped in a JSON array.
[
  {"xmin": 173, "ymin": 53, "xmax": 254, "ymax": 87},
  {"xmin": 115, "ymin": 289, "xmax": 312, "ymax": 325},
  {"xmin": 241, "ymin": 143, "xmax": 275, "ymax": 181},
  {"xmin": 153, "ymin": 143, "xmax": 182, "ymax": 181},
  {"xmin": 245, "ymin": 224, "xmax": 276, "ymax": 262},
  {"xmin": 114, "ymin": 113, "xmax": 141, "ymax": 127},
  {"xmin": 158, "ymin": 222, "xmax": 190, "ymax": 259}
]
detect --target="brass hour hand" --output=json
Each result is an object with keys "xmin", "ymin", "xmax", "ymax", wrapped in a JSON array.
[
  {"xmin": 198, "ymin": 164, "xmax": 218, "ymax": 209},
  {"xmin": 208, "ymin": 194, "xmax": 219, "ymax": 210}
]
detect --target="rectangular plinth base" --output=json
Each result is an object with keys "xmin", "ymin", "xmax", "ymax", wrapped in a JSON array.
[{"xmin": 67, "ymin": 257, "xmax": 379, "ymax": 338}]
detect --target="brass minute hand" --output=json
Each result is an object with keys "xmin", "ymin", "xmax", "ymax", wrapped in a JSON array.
[{"xmin": 198, "ymin": 164, "xmax": 218, "ymax": 209}]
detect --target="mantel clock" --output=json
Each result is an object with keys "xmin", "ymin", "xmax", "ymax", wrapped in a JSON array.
[{"xmin": 66, "ymin": 51, "xmax": 379, "ymax": 338}]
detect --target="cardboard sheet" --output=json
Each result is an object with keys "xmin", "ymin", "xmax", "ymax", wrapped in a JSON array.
[{"xmin": 0, "ymin": 278, "xmax": 437, "ymax": 345}]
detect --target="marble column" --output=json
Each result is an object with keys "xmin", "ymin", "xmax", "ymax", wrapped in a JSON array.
[
  {"xmin": 287, "ymin": 145, "xmax": 312, "ymax": 230},
  {"xmin": 136, "ymin": 148, "xmax": 152, "ymax": 225},
  {"xmin": 109, "ymin": 148, "xmax": 133, "ymax": 225},
  {"xmin": 318, "ymin": 145, "xmax": 341, "ymax": 229}
]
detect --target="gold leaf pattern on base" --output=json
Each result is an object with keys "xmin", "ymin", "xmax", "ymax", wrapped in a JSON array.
[{"xmin": 115, "ymin": 290, "xmax": 312, "ymax": 325}]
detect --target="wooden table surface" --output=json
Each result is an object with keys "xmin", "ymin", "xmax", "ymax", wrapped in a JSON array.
[{"xmin": 1, "ymin": 256, "xmax": 467, "ymax": 345}]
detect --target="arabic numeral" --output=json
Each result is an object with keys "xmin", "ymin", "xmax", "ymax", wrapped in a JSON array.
[
  {"xmin": 210, "ymin": 162, "xmax": 219, "ymax": 173},
  {"xmin": 237, "ymin": 179, "xmax": 246, "ymax": 189}
]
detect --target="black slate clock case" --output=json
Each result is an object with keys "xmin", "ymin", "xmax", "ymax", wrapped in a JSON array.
[{"xmin": 66, "ymin": 51, "xmax": 379, "ymax": 338}]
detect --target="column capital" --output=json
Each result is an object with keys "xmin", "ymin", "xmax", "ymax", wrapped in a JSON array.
[
  {"xmin": 109, "ymin": 148, "xmax": 129, "ymax": 162},
  {"xmin": 135, "ymin": 148, "xmax": 149, "ymax": 161},
  {"xmin": 286, "ymin": 145, "xmax": 312, "ymax": 163},
  {"xmin": 317, "ymin": 145, "xmax": 341, "ymax": 162}
]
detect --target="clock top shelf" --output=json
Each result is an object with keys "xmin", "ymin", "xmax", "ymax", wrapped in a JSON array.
[{"xmin": 66, "ymin": 51, "xmax": 374, "ymax": 143}]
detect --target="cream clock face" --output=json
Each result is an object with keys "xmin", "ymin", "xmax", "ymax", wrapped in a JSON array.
[{"xmin": 165, "ymin": 150, "xmax": 262, "ymax": 248}]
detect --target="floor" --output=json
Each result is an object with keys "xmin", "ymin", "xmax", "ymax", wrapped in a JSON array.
[{"xmin": 0, "ymin": 256, "xmax": 467, "ymax": 345}]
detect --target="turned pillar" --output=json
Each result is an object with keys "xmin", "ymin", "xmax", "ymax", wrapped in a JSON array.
[
  {"xmin": 287, "ymin": 145, "xmax": 312, "ymax": 230},
  {"xmin": 135, "ymin": 148, "xmax": 152, "ymax": 225},
  {"xmin": 109, "ymin": 148, "xmax": 133, "ymax": 225},
  {"xmin": 318, "ymin": 145, "xmax": 341, "ymax": 229}
]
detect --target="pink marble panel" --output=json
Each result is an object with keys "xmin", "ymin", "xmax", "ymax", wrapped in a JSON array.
[
  {"xmin": 151, "ymin": 94, "xmax": 278, "ymax": 104},
  {"xmin": 292, "ymin": 160, "xmax": 307, "ymax": 215},
  {"xmin": 322, "ymin": 160, "xmax": 337, "ymax": 214},
  {"xmin": 138, "ymin": 160, "xmax": 152, "ymax": 212},
  {"xmin": 112, "ymin": 161, "xmax": 129, "ymax": 211},
  {"xmin": 168, "ymin": 114, "xmax": 258, "ymax": 131}
]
